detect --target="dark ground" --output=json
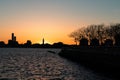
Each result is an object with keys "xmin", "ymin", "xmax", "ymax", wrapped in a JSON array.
[{"xmin": 59, "ymin": 46, "xmax": 120, "ymax": 80}]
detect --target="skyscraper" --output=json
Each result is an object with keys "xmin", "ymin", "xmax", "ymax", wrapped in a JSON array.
[
  {"xmin": 11, "ymin": 33, "xmax": 16, "ymax": 41},
  {"xmin": 12, "ymin": 33, "xmax": 14, "ymax": 41},
  {"xmin": 8, "ymin": 33, "xmax": 18, "ymax": 47}
]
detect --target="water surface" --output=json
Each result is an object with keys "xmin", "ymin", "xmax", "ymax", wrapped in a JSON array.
[{"xmin": 0, "ymin": 48, "xmax": 111, "ymax": 80}]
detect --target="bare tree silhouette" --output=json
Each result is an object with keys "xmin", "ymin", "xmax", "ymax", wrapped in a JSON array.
[
  {"xmin": 69, "ymin": 23, "xmax": 120, "ymax": 46},
  {"xmin": 69, "ymin": 27, "xmax": 87, "ymax": 45},
  {"xmin": 109, "ymin": 24, "xmax": 120, "ymax": 46}
]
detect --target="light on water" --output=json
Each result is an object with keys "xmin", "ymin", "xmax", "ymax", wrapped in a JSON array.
[{"xmin": 0, "ymin": 48, "xmax": 111, "ymax": 80}]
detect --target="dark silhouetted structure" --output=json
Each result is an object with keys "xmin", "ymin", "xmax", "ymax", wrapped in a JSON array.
[
  {"xmin": 8, "ymin": 33, "xmax": 18, "ymax": 47},
  {"xmin": 12, "ymin": 33, "xmax": 16, "ymax": 41},
  {"xmin": 104, "ymin": 39, "xmax": 113, "ymax": 46},
  {"xmin": 53, "ymin": 42, "xmax": 64, "ymax": 48},
  {"xmin": 90, "ymin": 38, "xmax": 99, "ymax": 46},
  {"xmin": 80, "ymin": 38, "xmax": 88, "ymax": 46},
  {"xmin": 24, "ymin": 40, "xmax": 32, "ymax": 47},
  {"xmin": 42, "ymin": 38, "xmax": 44, "ymax": 45},
  {"xmin": 0, "ymin": 41, "xmax": 6, "ymax": 47},
  {"xmin": 115, "ymin": 34, "xmax": 120, "ymax": 46},
  {"xmin": 32, "ymin": 43, "xmax": 41, "ymax": 48}
]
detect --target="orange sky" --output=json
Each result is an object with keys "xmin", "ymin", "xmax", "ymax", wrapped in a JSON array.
[{"xmin": 0, "ymin": 17, "xmax": 81, "ymax": 44}]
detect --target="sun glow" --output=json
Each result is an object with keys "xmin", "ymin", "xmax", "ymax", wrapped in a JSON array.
[{"xmin": 35, "ymin": 39, "xmax": 51, "ymax": 44}]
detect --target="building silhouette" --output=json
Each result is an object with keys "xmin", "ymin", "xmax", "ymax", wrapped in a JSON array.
[
  {"xmin": 80, "ymin": 38, "xmax": 88, "ymax": 46},
  {"xmin": 24, "ymin": 40, "xmax": 32, "ymax": 47},
  {"xmin": 8, "ymin": 33, "xmax": 18, "ymax": 47},
  {"xmin": 90, "ymin": 38, "xmax": 99, "ymax": 46},
  {"xmin": 12, "ymin": 33, "xmax": 16, "ymax": 41},
  {"xmin": 42, "ymin": 38, "xmax": 44, "ymax": 45},
  {"xmin": 104, "ymin": 39, "xmax": 113, "ymax": 46},
  {"xmin": 0, "ymin": 41, "xmax": 5, "ymax": 47}
]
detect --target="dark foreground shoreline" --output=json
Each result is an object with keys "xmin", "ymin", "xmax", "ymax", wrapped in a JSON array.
[{"xmin": 59, "ymin": 46, "xmax": 120, "ymax": 80}]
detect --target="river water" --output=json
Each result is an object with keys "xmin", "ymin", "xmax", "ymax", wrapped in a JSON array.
[{"xmin": 0, "ymin": 48, "xmax": 111, "ymax": 80}]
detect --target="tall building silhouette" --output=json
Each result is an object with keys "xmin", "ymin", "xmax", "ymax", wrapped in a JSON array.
[
  {"xmin": 8, "ymin": 33, "xmax": 18, "ymax": 47},
  {"xmin": 11, "ymin": 33, "xmax": 16, "ymax": 41},
  {"xmin": 42, "ymin": 38, "xmax": 44, "ymax": 45},
  {"xmin": 12, "ymin": 33, "xmax": 14, "ymax": 41}
]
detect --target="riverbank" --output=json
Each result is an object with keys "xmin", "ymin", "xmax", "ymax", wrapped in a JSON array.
[{"xmin": 59, "ymin": 46, "xmax": 120, "ymax": 79}]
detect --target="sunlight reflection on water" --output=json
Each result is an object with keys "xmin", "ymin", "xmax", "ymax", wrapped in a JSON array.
[{"xmin": 0, "ymin": 48, "xmax": 111, "ymax": 80}]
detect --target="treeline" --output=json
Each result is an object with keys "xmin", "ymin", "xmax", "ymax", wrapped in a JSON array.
[
  {"xmin": 0, "ymin": 41, "xmax": 68, "ymax": 48},
  {"xmin": 69, "ymin": 23, "xmax": 120, "ymax": 46}
]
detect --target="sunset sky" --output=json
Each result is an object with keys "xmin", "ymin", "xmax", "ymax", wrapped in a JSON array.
[{"xmin": 0, "ymin": 0, "xmax": 120, "ymax": 44}]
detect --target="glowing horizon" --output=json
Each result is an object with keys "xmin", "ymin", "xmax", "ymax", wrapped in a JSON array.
[{"xmin": 0, "ymin": 0, "xmax": 120, "ymax": 45}]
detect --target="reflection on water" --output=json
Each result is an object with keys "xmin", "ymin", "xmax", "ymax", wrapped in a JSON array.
[{"xmin": 0, "ymin": 48, "xmax": 111, "ymax": 80}]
